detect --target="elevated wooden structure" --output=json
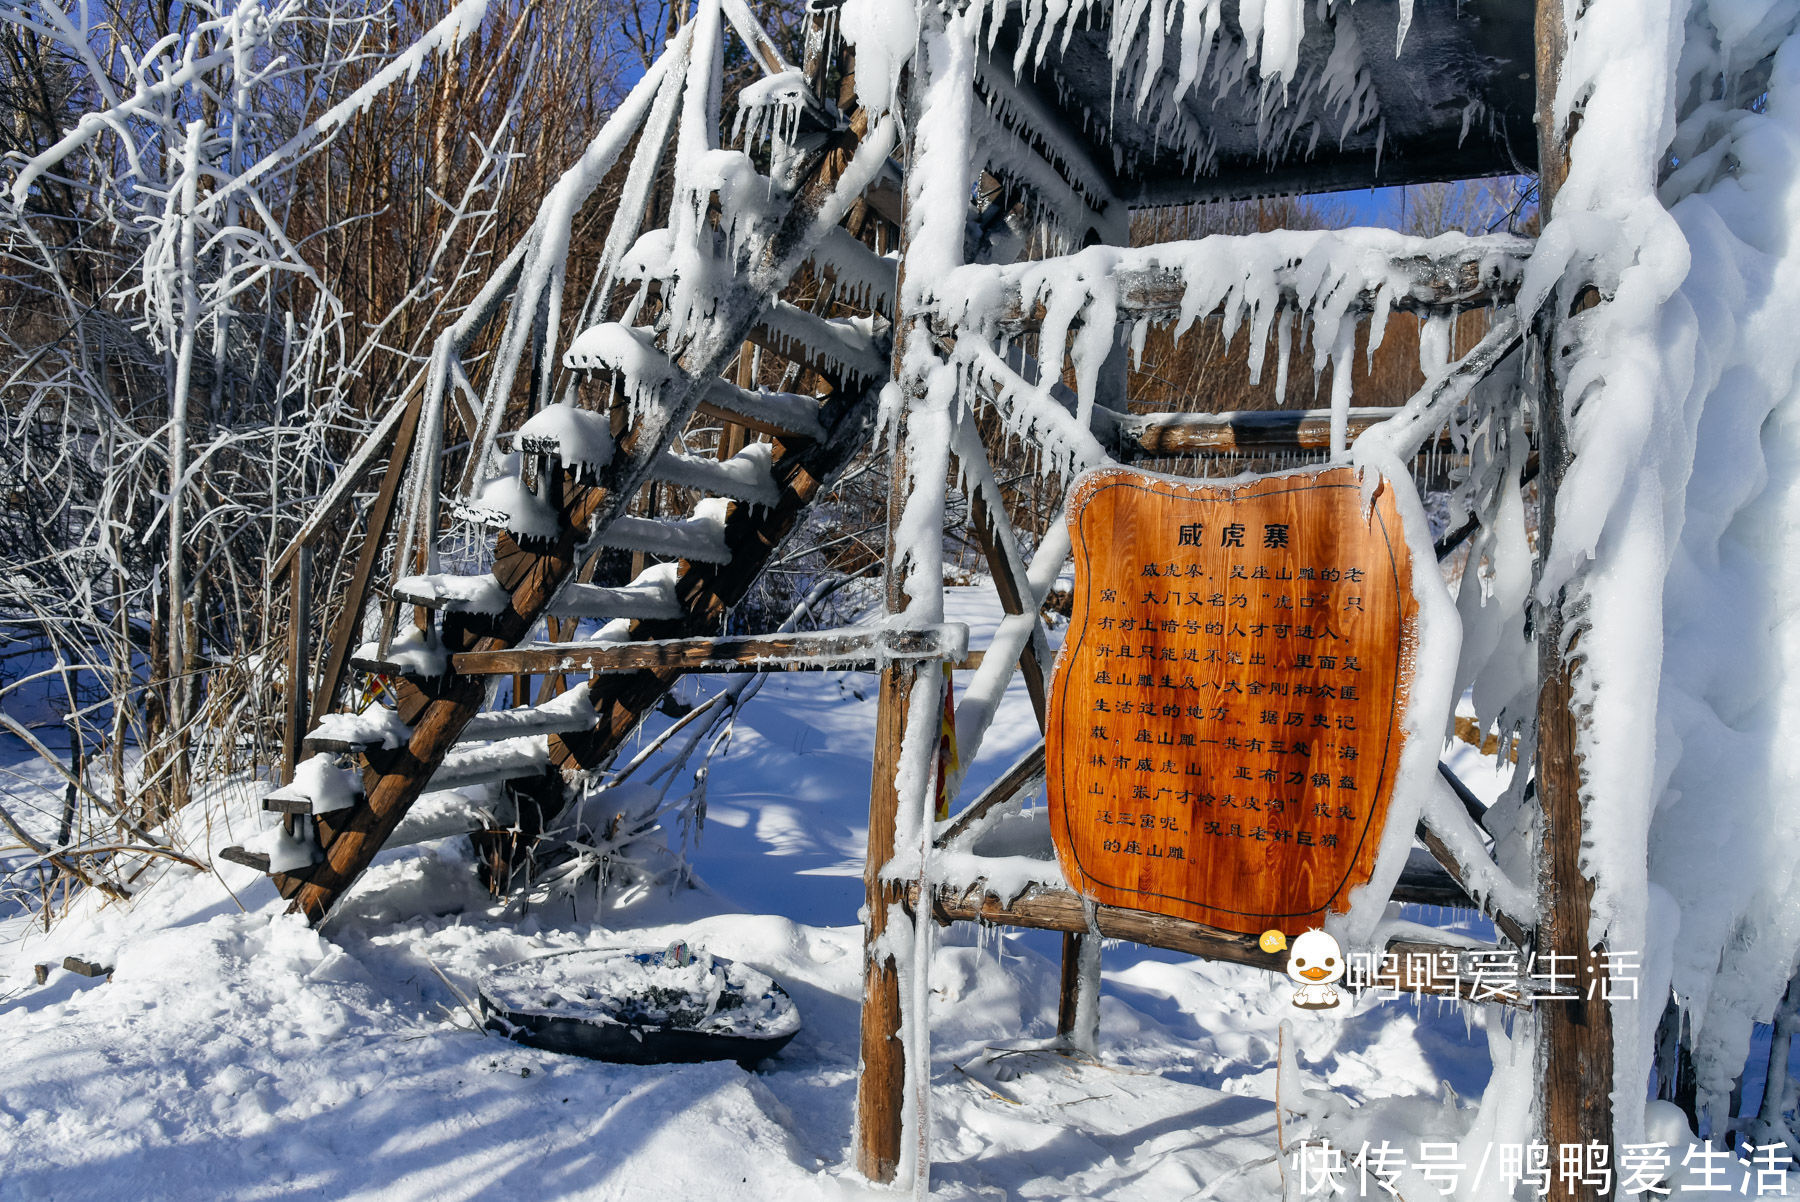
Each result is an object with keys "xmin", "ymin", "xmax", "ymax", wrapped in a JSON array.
[{"xmin": 242, "ymin": 0, "xmax": 1624, "ymax": 1194}]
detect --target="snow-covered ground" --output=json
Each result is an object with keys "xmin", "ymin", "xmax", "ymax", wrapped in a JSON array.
[{"xmin": 0, "ymin": 582, "xmax": 1751, "ymax": 1200}]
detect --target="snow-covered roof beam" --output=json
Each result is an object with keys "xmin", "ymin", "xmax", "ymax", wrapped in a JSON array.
[
  {"xmin": 977, "ymin": 0, "xmax": 1536, "ymax": 204},
  {"xmin": 929, "ymin": 229, "xmax": 1532, "ymax": 340}
]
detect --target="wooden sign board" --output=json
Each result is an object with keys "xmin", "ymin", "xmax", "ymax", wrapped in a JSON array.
[{"xmin": 1046, "ymin": 466, "xmax": 1418, "ymax": 936}]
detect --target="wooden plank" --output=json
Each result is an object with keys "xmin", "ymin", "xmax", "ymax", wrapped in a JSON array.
[
  {"xmin": 859, "ymin": 660, "xmax": 915, "ymax": 1184},
  {"xmin": 1417, "ymin": 821, "xmax": 1531, "ymax": 947},
  {"xmin": 1046, "ymin": 466, "xmax": 1419, "ymax": 936},
  {"xmin": 856, "ymin": 68, "xmax": 932, "ymax": 1179},
  {"xmin": 62, "ymin": 956, "xmax": 110, "ymax": 978},
  {"xmin": 909, "ymin": 882, "xmax": 1541, "ymax": 1006},
  {"xmin": 218, "ymin": 846, "xmax": 272, "ymax": 873},
  {"xmin": 448, "ymin": 625, "xmax": 965, "ymax": 677}
]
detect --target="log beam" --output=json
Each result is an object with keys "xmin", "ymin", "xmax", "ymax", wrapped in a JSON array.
[
  {"xmin": 447, "ymin": 624, "xmax": 967, "ymax": 677},
  {"xmin": 909, "ymin": 881, "xmax": 1546, "ymax": 1007},
  {"xmin": 942, "ymin": 240, "xmax": 1527, "ymax": 340}
]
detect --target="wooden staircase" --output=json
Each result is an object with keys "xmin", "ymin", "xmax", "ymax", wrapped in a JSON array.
[{"xmin": 222, "ymin": 31, "xmax": 905, "ymax": 922}]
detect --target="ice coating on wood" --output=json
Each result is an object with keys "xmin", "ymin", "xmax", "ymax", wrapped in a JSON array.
[
  {"xmin": 267, "ymin": 755, "xmax": 361, "ymax": 816},
  {"xmin": 811, "ymin": 227, "xmax": 899, "ymax": 314},
  {"xmin": 753, "ymin": 303, "xmax": 888, "ymax": 386},
  {"xmin": 733, "ymin": 69, "xmax": 811, "ymax": 158},
  {"xmin": 934, "ymin": 0, "xmax": 1381, "ymax": 180},
  {"xmin": 932, "ymin": 229, "xmax": 1524, "ymax": 480},
  {"xmin": 702, "ymin": 379, "xmax": 827, "ymax": 440},
  {"xmin": 515, "ymin": 402, "xmax": 614, "ymax": 477}
]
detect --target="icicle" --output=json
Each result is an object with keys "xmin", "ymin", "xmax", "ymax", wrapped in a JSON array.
[{"xmin": 1327, "ymin": 314, "xmax": 1355, "ymax": 460}]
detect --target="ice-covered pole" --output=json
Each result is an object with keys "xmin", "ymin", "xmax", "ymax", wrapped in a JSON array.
[
  {"xmin": 1528, "ymin": 0, "xmax": 1614, "ymax": 1187},
  {"xmin": 853, "ymin": 3, "xmax": 980, "ymax": 1189}
]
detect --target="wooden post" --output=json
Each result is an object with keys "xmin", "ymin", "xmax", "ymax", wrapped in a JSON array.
[
  {"xmin": 279, "ymin": 546, "xmax": 311, "ymax": 785},
  {"xmin": 1532, "ymin": 0, "xmax": 1614, "ymax": 1188},
  {"xmin": 856, "ymin": 184, "xmax": 927, "ymax": 1192},
  {"xmin": 857, "ymin": 657, "xmax": 916, "ymax": 1183},
  {"xmin": 854, "ymin": 17, "xmax": 962, "ymax": 1183}
]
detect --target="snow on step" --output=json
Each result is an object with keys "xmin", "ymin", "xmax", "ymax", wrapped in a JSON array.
[
  {"xmin": 550, "ymin": 562, "xmax": 682, "ymax": 621},
  {"xmin": 455, "ymin": 472, "xmax": 561, "ymax": 542},
  {"xmin": 513, "ymin": 401, "xmax": 613, "ymax": 475},
  {"xmin": 591, "ymin": 497, "xmax": 732, "ymax": 563},
  {"xmin": 651, "ymin": 442, "xmax": 779, "ymax": 506},
  {"xmin": 701, "ymin": 377, "xmax": 825, "ymax": 440},
  {"xmin": 352, "ymin": 624, "xmax": 448, "ymax": 676},
  {"xmin": 252, "ymin": 821, "xmax": 321, "ymax": 873},
  {"xmin": 266, "ymin": 753, "xmax": 361, "ymax": 815},
  {"xmin": 391, "ymin": 564, "xmax": 683, "ymax": 622},
  {"xmin": 388, "ymin": 785, "xmax": 516, "ymax": 849},
  {"xmin": 756, "ymin": 300, "xmax": 887, "ymax": 384},
  {"xmin": 809, "ymin": 226, "xmax": 898, "ymax": 312},
  {"xmin": 459, "ymin": 682, "xmax": 600, "ymax": 743},
  {"xmin": 431, "ymin": 735, "xmax": 552, "ymax": 792},
  {"xmin": 562, "ymin": 322, "xmax": 676, "ymax": 410},
  {"xmin": 308, "ymin": 706, "xmax": 410, "ymax": 751},
  {"xmin": 391, "ymin": 573, "xmax": 510, "ymax": 615}
]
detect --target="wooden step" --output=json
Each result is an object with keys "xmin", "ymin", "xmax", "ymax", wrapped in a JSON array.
[
  {"xmin": 809, "ymin": 226, "xmax": 898, "ymax": 311},
  {"xmin": 549, "ymin": 563, "xmax": 682, "ymax": 621},
  {"xmin": 512, "ymin": 401, "xmax": 613, "ymax": 474},
  {"xmin": 564, "ymin": 317, "xmax": 830, "ymax": 441},
  {"xmin": 453, "ymin": 474, "xmax": 562, "ymax": 542},
  {"xmin": 263, "ymin": 753, "xmax": 362, "ymax": 816},
  {"xmin": 650, "ymin": 443, "xmax": 779, "ymax": 506},
  {"xmin": 561, "ymin": 322, "xmax": 677, "ymax": 409},
  {"xmin": 697, "ymin": 377, "xmax": 826, "ymax": 441},
  {"xmin": 431, "ymin": 735, "xmax": 554, "ymax": 793},
  {"xmin": 303, "ymin": 707, "xmax": 410, "ymax": 754},
  {"xmin": 459, "ymin": 683, "xmax": 600, "ymax": 742},
  {"xmin": 748, "ymin": 300, "xmax": 887, "ymax": 386},
  {"xmin": 387, "ymin": 786, "xmax": 519, "ymax": 850},
  {"xmin": 219, "ymin": 846, "xmax": 273, "ymax": 873},
  {"xmin": 591, "ymin": 498, "xmax": 733, "ymax": 563},
  {"xmin": 348, "ymin": 625, "xmax": 448, "ymax": 678},
  {"xmin": 390, "ymin": 563, "xmax": 683, "ymax": 623}
]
